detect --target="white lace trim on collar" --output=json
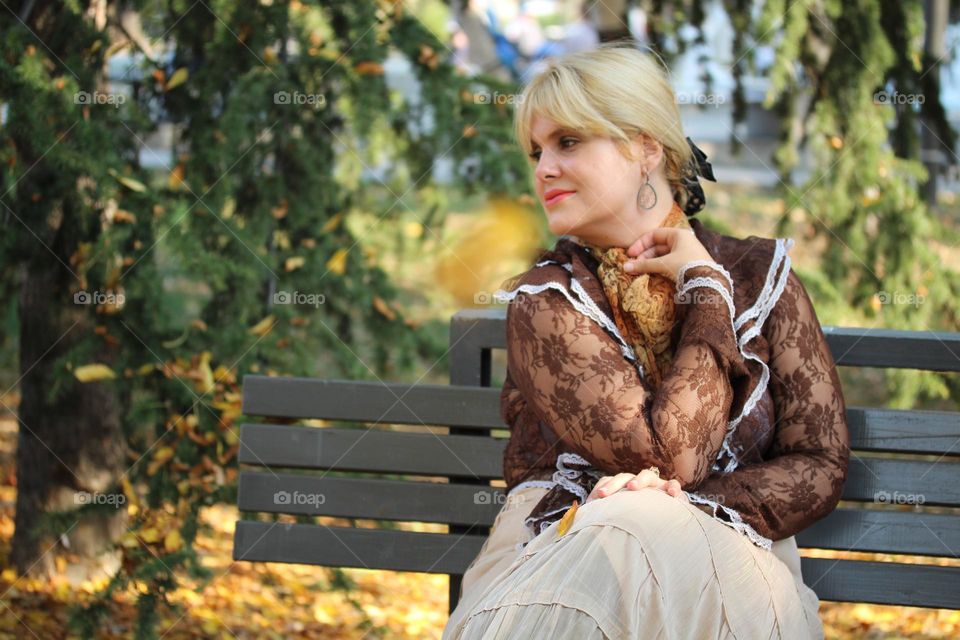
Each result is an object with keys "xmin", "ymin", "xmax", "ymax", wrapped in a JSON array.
[{"xmin": 494, "ymin": 261, "xmax": 646, "ymax": 381}]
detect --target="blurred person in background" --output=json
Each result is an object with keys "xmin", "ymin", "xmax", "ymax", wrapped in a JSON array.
[
  {"xmin": 506, "ymin": 1, "xmax": 565, "ymax": 83},
  {"xmin": 627, "ymin": 1, "xmax": 650, "ymax": 48},
  {"xmin": 562, "ymin": 2, "xmax": 600, "ymax": 54},
  {"xmin": 454, "ymin": 0, "xmax": 514, "ymax": 82}
]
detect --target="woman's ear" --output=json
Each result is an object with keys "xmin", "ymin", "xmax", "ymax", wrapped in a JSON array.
[{"xmin": 634, "ymin": 132, "xmax": 664, "ymax": 173}]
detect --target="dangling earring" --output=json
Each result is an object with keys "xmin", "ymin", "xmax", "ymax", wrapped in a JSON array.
[{"xmin": 637, "ymin": 170, "xmax": 658, "ymax": 210}]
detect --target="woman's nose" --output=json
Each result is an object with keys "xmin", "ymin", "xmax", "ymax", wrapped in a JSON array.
[{"xmin": 534, "ymin": 152, "xmax": 559, "ymax": 183}]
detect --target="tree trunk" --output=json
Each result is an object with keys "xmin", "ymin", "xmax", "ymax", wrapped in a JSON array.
[
  {"xmin": 921, "ymin": 0, "xmax": 950, "ymax": 206},
  {"xmin": 11, "ymin": 216, "xmax": 127, "ymax": 582}
]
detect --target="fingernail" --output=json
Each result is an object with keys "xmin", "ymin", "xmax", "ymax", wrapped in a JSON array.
[{"xmin": 624, "ymin": 262, "xmax": 635, "ymax": 273}]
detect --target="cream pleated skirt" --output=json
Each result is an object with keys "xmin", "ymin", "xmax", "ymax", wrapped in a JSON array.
[{"xmin": 442, "ymin": 486, "xmax": 824, "ymax": 640}]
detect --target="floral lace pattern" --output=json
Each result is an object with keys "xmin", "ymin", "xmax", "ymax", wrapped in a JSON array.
[{"xmin": 496, "ymin": 219, "xmax": 850, "ymax": 547}]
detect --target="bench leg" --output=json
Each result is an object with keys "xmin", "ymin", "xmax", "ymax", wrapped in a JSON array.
[
  {"xmin": 449, "ymin": 573, "xmax": 463, "ymax": 615},
  {"xmin": 447, "ymin": 521, "xmax": 485, "ymax": 615}
]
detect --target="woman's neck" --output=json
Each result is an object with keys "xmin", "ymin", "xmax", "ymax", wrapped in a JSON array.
[{"xmin": 569, "ymin": 199, "xmax": 680, "ymax": 250}]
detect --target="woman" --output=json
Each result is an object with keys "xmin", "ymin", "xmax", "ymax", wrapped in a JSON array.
[{"xmin": 443, "ymin": 44, "xmax": 849, "ymax": 639}]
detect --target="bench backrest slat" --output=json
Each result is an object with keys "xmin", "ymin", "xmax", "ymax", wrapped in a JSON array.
[
  {"xmin": 237, "ymin": 471, "xmax": 508, "ymax": 526},
  {"xmin": 234, "ymin": 521, "xmax": 486, "ymax": 575},
  {"xmin": 240, "ymin": 377, "xmax": 960, "ymax": 454},
  {"xmin": 238, "ymin": 422, "xmax": 960, "ymax": 505},
  {"xmin": 242, "ymin": 378, "xmax": 502, "ymax": 426},
  {"xmin": 238, "ymin": 424, "xmax": 504, "ymax": 477},
  {"xmin": 451, "ymin": 311, "xmax": 960, "ymax": 371},
  {"xmin": 237, "ymin": 466, "xmax": 960, "ymax": 557}
]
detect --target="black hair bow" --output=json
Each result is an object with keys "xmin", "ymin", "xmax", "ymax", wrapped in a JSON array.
[{"xmin": 681, "ymin": 137, "xmax": 716, "ymax": 216}]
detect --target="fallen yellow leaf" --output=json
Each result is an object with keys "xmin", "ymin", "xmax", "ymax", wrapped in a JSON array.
[
  {"xmin": 321, "ymin": 212, "xmax": 342, "ymax": 232},
  {"xmin": 121, "ymin": 476, "xmax": 139, "ymax": 508},
  {"xmin": 165, "ymin": 67, "xmax": 189, "ymax": 91},
  {"xmin": 164, "ymin": 529, "xmax": 183, "ymax": 553},
  {"xmin": 114, "ymin": 174, "xmax": 147, "ymax": 193},
  {"xmin": 556, "ymin": 500, "xmax": 579, "ymax": 538},
  {"xmin": 354, "ymin": 61, "xmax": 384, "ymax": 75},
  {"xmin": 326, "ymin": 248, "xmax": 348, "ymax": 275},
  {"xmin": 284, "ymin": 256, "xmax": 305, "ymax": 272},
  {"xmin": 248, "ymin": 315, "xmax": 275, "ymax": 336},
  {"xmin": 120, "ymin": 532, "xmax": 139, "ymax": 548},
  {"xmin": 168, "ymin": 163, "xmax": 186, "ymax": 190},
  {"xmin": 140, "ymin": 528, "xmax": 160, "ymax": 544},
  {"xmin": 221, "ymin": 197, "xmax": 236, "ymax": 219},
  {"xmin": 73, "ymin": 363, "xmax": 116, "ymax": 382},
  {"xmin": 372, "ymin": 296, "xmax": 396, "ymax": 321},
  {"xmin": 196, "ymin": 351, "xmax": 215, "ymax": 394},
  {"xmin": 112, "ymin": 209, "xmax": 137, "ymax": 223}
]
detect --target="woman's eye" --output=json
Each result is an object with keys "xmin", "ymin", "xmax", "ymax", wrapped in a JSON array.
[{"xmin": 528, "ymin": 139, "xmax": 577, "ymax": 161}]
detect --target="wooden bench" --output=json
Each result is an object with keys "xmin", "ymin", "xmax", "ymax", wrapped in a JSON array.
[{"xmin": 233, "ymin": 308, "xmax": 960, "ymax": 617}]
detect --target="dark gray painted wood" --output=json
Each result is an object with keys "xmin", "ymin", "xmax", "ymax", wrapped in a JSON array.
[
  {"xmin": 821, "ymin": 327, "xmax": 960, "ymax": 371},
  {"xmin": 796, "ymin": 508, "xmax": 960, "ymax": 556},
  {"xmin": 842, "ymin": 458, "xmax": 960, "ymax": 507},
  {"xmin": 233, "ymin": 520, "xmax": 486, "ymax": 575},
  {"xmin": 847, "ymin": 407, "xmax": 960, "ymax": 454},
  {"xmin": 241, "ymin": 377, "xmax": 960, "ymax": 456},
  {"xmin": 242, "ymin": 377, "xmax": 502, "ymax": 426},
  {"xmin": 450, "ymin": 310, "xmax": 499, "ymax": 388},
  {"xmin": 448, "ymin": 311, "xmax": 496, "ymax": 616},
  {"xmin": 238, "ymin": 424, "xmax": 505, "ymax": 478},
  {"xmin": 449, "ymin": 309, "xmax": 960, "ymax": 371},
  {"xmin": 238, "ymin": 424, "xmax": 960, "ymax": 504},
  {"xmin": 801, "ymin": 558, "xmax": 960, "ymax": 608},
  {"xmin": 238, "ymin": 471, "xmax": 960, "ymax": 558},
  {"xmin": 238, "ymin": 472, "xmax": 513, "ymax": 526}
]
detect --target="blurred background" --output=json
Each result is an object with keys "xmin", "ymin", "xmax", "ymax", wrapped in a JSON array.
[{"xmin": 2, "ymin": 0, "xmax": 960, "ymax": 637}]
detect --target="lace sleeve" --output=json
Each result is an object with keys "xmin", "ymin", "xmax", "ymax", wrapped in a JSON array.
[
  {"xmin": 504, "ymin": 264, "xmax": 751, "ymax": 487},
  {"xmin": 689, "ymin": 268, "xmax": 851, "ymax": 541}
]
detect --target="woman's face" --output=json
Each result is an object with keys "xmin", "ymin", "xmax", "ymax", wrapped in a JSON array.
[{"xmin": 527, "ymin": 114, "xmax": 668, "ymax": 247}]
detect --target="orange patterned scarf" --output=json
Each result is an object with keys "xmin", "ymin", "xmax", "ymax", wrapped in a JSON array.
[{"xmin": 583, "ymin": 201, "xmax": 691, "ymax": 389}]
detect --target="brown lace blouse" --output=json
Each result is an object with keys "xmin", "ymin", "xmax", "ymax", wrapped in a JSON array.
[{"xmin": 494, "ymin": 217, "xmax": 850, "ymax": 550}]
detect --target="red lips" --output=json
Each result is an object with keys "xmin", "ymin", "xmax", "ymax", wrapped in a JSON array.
[{"xmin": 544, "ymin": 189, "xmax": 576, "ymax": 206}]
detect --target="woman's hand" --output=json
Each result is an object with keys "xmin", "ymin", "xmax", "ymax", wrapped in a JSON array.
[
  {"xmin": 622, "ymin": 227, "xmax": 714, "ymax": 281},
  {"xmin": 584, "ymin": 469, "xmax": 690, "ymax": 504}
]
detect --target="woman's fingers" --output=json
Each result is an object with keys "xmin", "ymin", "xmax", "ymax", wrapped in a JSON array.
[
  {"xmin": 587, "ymin": 473, "xmax": 689, "ymax": 503},
  {"xmin": 601, "ymin": 473, "xmax": 637, "ymax": 494},
  {"xmin": 643, "ymin": 245, "xmax": 667, "ymax": 259},
  {"xmin": 586, "ymin": 473, "xmax": 632, "ymax": 502},
  {"xmin": 664, "ymin": 479, "xmax": 686, "ymax": 499},
  {"xmin": 625, "ymin": 255, "xmax": 671, "ymax": 278},
  {"xmin": 625, "ymin": 467, "xmax": 661, "ymax": 489},
  {"xmin": 626, "ymin": 228, "xmax": 677, "ymax": 257},
  {"xmin": 623, "ymin": 227, "xmax": 713, "ymax": 280}
]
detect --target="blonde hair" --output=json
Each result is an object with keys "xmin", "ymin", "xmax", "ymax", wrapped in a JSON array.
[{"xmin": 514, "ymin": 42, "xmax": 694, "ymax": 210}]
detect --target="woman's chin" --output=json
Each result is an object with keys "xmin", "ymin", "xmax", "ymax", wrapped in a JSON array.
[{"xmin": 546, "ymin": 215, "xmax": 576, "ymax": 238}]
